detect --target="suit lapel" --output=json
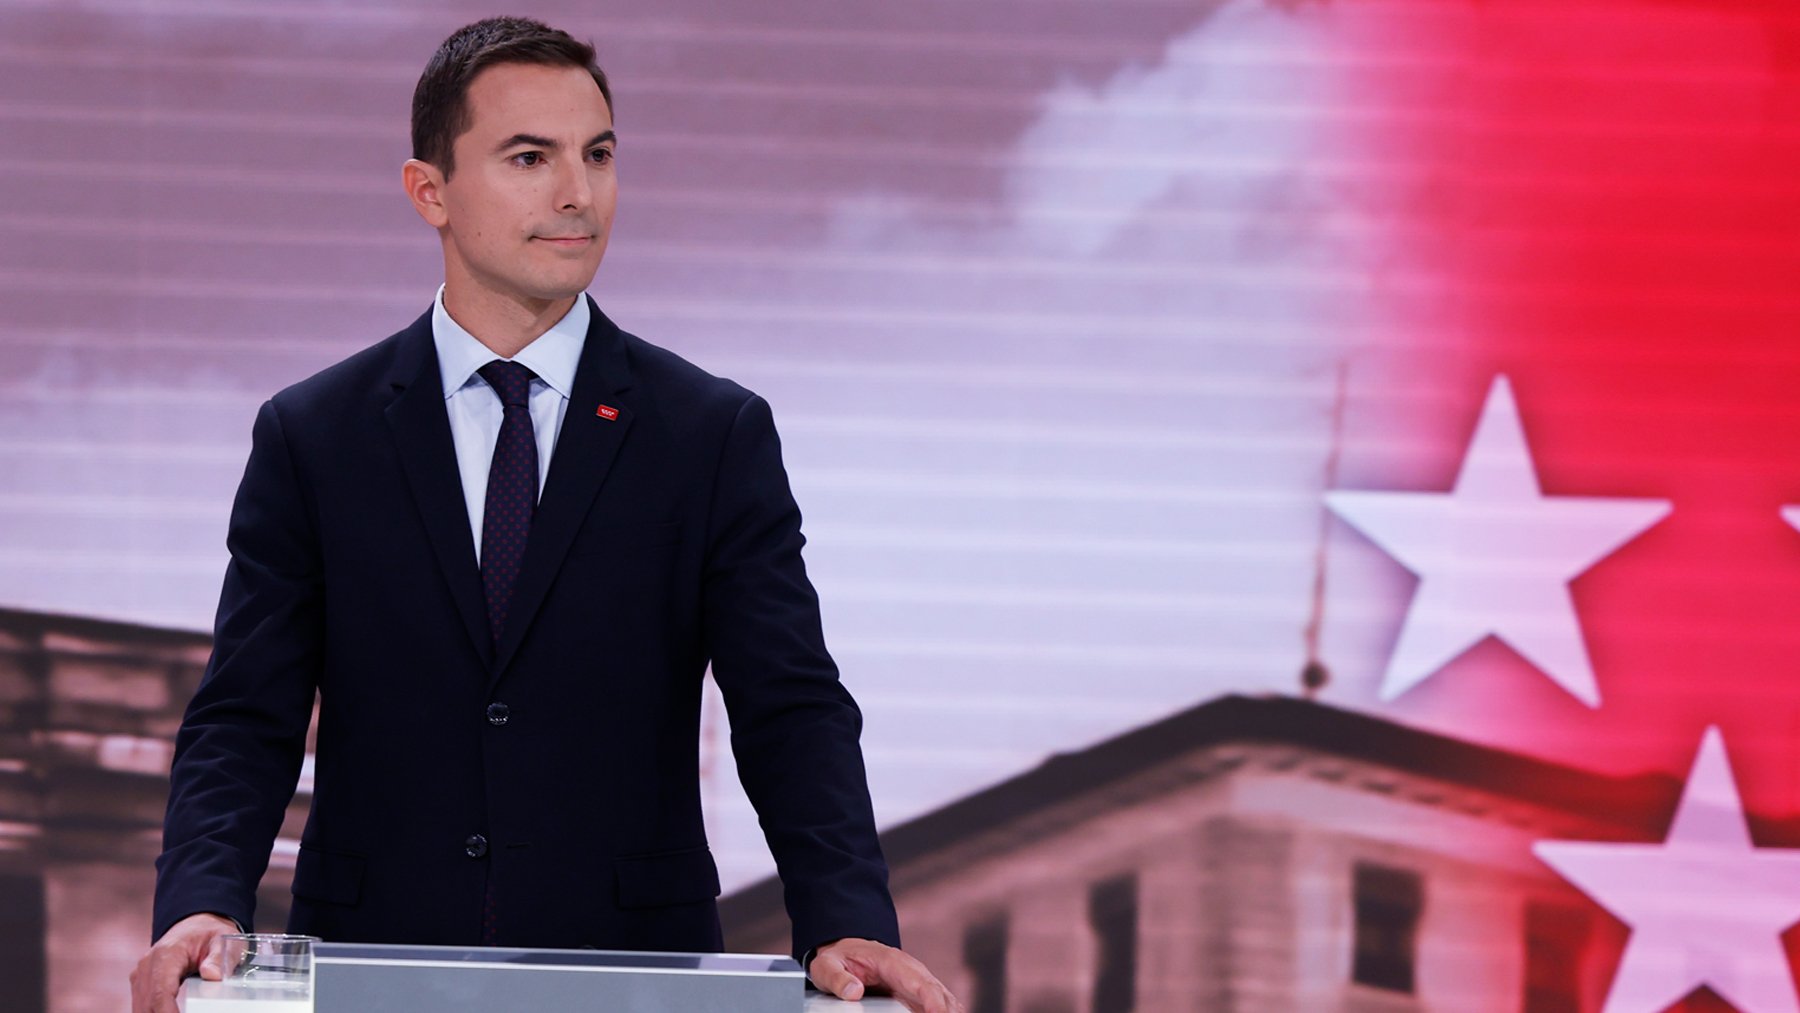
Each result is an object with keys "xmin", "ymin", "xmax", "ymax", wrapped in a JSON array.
[
  {"xmin": 491, "ymin": 298, "xmax": 636, "ymax": 683},
  {"xmin": 382, "ymin": 310, "xmax": 495, "ymax": 669}
]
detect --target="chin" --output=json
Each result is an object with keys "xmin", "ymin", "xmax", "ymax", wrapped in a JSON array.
[
  {"xmin": 542, "ymin": 263, "xmax": 604, "ymax": 297},
  {"xmin": 525, "ymin": 273, "xmax": 600, "ymax": 303}
]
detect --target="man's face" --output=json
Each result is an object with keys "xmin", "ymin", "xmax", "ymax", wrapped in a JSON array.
[{"xmin": 434, "ymin": 62, "xmax": 616, "ymax": 307}]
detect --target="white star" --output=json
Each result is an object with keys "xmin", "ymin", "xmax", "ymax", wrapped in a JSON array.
[
  {"xmin": 1325, "ymin": 375, "xmax": 1670, "ymax": 706},
  {"xmin": 1535, "ymin": 728, "xmax": 1800, "ymax": 1013}
]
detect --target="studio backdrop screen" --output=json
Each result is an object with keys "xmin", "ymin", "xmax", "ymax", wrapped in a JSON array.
[{"xmin": 4, "ymin": 1, "xmax": 1800, "ymax": 1011}]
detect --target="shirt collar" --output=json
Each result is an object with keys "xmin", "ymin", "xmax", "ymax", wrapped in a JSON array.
[{"xmin": 431, "ymin": 284, "xmax": 588, "ymax": 401}]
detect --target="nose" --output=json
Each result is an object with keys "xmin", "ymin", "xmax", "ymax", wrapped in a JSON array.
[{"xmin": 554, "ymin": 156, "xmax": 592, "ymax": 213}]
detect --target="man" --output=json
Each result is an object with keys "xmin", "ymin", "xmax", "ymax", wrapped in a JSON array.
[{"xmin": 129, "ymin": 17, "xmax": 959, "ymax": 1013}]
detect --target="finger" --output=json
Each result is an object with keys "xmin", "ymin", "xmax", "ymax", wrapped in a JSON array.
[
  {"xmin": 139, "ymin": 953, "xmax": 172, "ymax": 1013},
  {"xmin": 890, "ymin": 978, "xmax": 939, "ymax": 1013},
  {"xmin": 130, "ymin": 959, "xmax": 170, "ymax": 1013},
  {"xmin": 146, "ymin": 976, "xmax": 179, "ymax": 1013},
  {"xmin": 198, "ymin": 935, "xmax": 226, "ymax": 981},
  {"xmin": 151, "ymin": 950, "xmax": 190, "ymax": 1013},
  {"xmin": 914, "ymin": 985, "xmax": 958, "ymax": 1013},
  {"xmin": 846, "ymin": 955, "xmax": 914, "ymax": 1009},
  {"xmin": 870, "ymin": 957, "xmax": 953, "ymax": 1013},
  {"xmin": 808, "ymin": 951, "xmax": 866, "ymax": 1001}
]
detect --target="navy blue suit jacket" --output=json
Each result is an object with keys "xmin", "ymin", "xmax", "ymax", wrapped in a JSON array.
[{"xmin": 153, "ymin": 299, "xmax": 899, "ymax": 958}]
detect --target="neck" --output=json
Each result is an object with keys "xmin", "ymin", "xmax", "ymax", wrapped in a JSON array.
[{"xmin": 441, "ymin": 282, "xmax": 579, "ymax": 360}]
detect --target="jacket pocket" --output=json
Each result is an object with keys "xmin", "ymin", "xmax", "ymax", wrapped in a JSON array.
[
  {"xmin": 614, "ymin": 846, "xmax": 721, "ymax": 909},
  {"xmin": 291, "ymin": 844, "xmax": 366, "ymax": 907}
]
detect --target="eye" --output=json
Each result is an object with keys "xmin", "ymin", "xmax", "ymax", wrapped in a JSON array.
[
  {"xmin": 589, "ymin": 147, "xmax": 614, "ymax": 165},
  {"xmin": 510, "ymin": 151, "xmax": 543, "ymax": 167}
]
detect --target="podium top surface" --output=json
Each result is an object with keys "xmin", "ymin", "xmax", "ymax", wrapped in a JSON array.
[
  {"xmin": 314, "ymin": 942, "xmax": 800, "ymax": 976},
  {"xmin": 181, "ymin": 945, "xmax": 904, "ymax": 1012},
  {"xmin": 184, "ymin": 979, "xmax": 906, "ymax": 1011}
]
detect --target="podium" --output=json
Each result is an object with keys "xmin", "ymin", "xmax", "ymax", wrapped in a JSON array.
[{"xmin": 180, "ymin": 944, "xmax": 902, "ymax": 1011}]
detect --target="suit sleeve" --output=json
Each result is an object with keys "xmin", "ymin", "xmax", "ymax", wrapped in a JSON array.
[
  {"xmin": 701, "ymin": 394, "xmax": 901, "ymax": 959},
  {"xmin": 152, "ymin": 399, "xmax": 323, "ymax": 941}
]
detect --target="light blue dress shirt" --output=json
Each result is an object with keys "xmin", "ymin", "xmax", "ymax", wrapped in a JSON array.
[{"xmin": 431, "ymin": 285, "xmax": 589, "ymax": 565}]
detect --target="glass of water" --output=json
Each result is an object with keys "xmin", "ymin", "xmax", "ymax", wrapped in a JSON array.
[{"xmin": 220, "ymin": 933, "xmax": 317, "ymax": 1008}]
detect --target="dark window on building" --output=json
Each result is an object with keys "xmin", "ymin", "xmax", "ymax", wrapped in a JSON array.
[
  {"xmin": 963, "ymin": 913, "xmax": 1009, "ymax": 1013},
  {"xmin": 1352, "ymin": 863, "xmax": 1423, "ymax": 994},
  {"xmin": 0, "ymin": 874, "xmax": 45, "ymax": 1012},
  {"xmin": 1523, "ymin": 901, "xmax": 1591, "ymax": 1013},
  {"xmin": 1089, "ymin": 874, "xmax": 1138, "ymax": 1013}
]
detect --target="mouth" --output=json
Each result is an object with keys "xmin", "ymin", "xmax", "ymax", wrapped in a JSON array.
[{"xmin": 533, "ymin": 235, "xmax": 594, "ymax": 249}]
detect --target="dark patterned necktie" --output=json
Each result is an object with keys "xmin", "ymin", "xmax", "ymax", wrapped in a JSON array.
[{"xmin": 477, "ymin": 360, "xmax": 538, "ymax": 648}]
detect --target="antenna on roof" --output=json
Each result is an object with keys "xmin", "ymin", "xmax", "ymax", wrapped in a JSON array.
[{"xmin": 1301, "ymin": 359, "xmax": 1350, "ymax": 701}]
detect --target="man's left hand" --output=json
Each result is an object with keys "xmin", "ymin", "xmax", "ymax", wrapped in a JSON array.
[{"xmin": 809, "ymin": 937, "xmax": 963, "ymax": 1013}]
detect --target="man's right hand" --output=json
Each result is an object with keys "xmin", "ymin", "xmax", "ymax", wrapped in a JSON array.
[{"xmin": 129, "ymin": 912, "xmax": 237, "ymax": 1013}]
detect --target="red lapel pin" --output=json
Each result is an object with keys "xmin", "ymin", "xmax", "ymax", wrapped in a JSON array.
[{"xmin": 596, "ymin": 404, "xmax": 620, "ymax": 421}]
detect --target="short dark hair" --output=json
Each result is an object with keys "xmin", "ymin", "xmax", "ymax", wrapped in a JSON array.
[{"xmin": 411, "ymin": 16, "xmax": 612, "ymax": 178}]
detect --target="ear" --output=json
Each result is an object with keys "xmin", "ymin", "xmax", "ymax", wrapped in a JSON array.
[{"xmin": 402, "ymin": 158, "xmax": 450, "ymax": 228}]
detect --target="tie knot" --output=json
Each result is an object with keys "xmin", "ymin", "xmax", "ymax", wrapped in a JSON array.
[{"xmin": 478, "ymin": 360, "xmax": 536, "ymax": 409}]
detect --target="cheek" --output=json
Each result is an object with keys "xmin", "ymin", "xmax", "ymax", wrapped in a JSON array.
[{"xmin": 464, "ymin": 179, "xmax": 537, "ymax": 239}]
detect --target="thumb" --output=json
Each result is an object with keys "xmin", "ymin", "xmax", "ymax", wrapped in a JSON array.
[
  {"xmin": 197, "ymin": 937, "xmax": 226, "ymax": 982},
  {"xmin": 809, "ymin": 951, "xmax": 866, "ymax": 1002}
]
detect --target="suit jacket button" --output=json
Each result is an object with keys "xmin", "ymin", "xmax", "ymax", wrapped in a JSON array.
[
  {"xmin": 486, "ymin": 702, "xmax": 511, "ymax": 726},
  {"xmin": 465, "ymin": 834, "xmax": 489, "ymax": 859}
]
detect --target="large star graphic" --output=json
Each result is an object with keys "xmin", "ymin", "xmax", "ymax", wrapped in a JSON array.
[
  {"xmin": 1534, "ymin": 728, "xmax": 1800, "ymax": 1013},
  {"xmin": 1325, "ymin": 375, "xmax": 1670, "ymax": 706}
]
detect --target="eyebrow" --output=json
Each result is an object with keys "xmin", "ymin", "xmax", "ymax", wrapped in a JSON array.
[{"xmin": 494, "ymin": 130, "xmax": 617, "ymax": 154}]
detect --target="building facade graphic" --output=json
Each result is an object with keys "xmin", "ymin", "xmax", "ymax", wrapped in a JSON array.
[
  {"xmin": 0, "ymin": 608, "xmax": 306, "ymax": 1013},
  {"xmin": 724, "ymin": 696, "xmax": 1686, "ymax": 1013}
]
